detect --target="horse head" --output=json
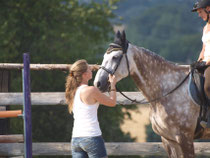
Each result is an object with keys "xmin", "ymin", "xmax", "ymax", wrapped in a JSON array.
[{"xmin": 94, "ymin": 30, "xmax": 131, "ymax": 92}]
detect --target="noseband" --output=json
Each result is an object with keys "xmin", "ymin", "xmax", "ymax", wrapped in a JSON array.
[{"xmin": 100, "ymin": 43, "xmax": 130, "ymax": 76}]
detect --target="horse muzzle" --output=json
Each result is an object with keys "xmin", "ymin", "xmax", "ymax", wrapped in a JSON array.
[{"xmin": 94, "ymin": 73, "xmax": 110, "ymax": 92}]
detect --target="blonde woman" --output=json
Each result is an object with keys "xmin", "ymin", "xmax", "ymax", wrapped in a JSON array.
[{"xmin": 65, "ymin": 59, "xmax": 117, "ymax": 158}]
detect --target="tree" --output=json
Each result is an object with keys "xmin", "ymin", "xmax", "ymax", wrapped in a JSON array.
[
  {"xmin": 126, "ymin": 3, "xmax": 203, "ymax": 63},
  {"xmin": 0, "ymin": 0, "xmax": 118, "ymax": 63},
  {"xmin": 1, "ymin": 0, "xmax": 137, "ymax": 152}
]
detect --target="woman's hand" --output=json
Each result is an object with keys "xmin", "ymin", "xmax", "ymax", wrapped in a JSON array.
[
  {"xmin": 108, "ymin": 74, "xmax": 117, "ymax": 86},
  {"xmin": 90, "ymin": 74, "xmax": 117, "ymax": 107}
]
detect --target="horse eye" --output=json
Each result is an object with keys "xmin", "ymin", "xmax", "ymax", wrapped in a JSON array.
[{"xmin": 112, "ymin": 56, "xmax": 118, "ymax": 60}]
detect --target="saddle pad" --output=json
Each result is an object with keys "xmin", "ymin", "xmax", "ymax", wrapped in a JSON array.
[{"xmin": 188, "ymin": 71, "xmax": 205, "ymax": 107}]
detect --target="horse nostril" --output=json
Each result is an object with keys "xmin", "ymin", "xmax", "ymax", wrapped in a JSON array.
[{"xmin": 97, "ymin": 82, "xmax": 101, "ymax": 88}]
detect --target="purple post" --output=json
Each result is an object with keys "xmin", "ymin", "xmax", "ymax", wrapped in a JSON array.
[{"xmin": 23, "ymin": 53, "xmax": 32, "ymax": 158}]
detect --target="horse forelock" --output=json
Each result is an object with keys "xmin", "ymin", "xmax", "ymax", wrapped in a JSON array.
[{"xmin": 105, "ymin": 47, "xmax": 122, "ymax": 54}]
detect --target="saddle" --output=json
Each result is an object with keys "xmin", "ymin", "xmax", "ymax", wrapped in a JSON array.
[
  {"xmin": 188, "ymin": 61, "xmax": 210, "ymax": 139},
  {"xmin": 188, "ymin": 69, "xmax": 206, "ymax": 107}
]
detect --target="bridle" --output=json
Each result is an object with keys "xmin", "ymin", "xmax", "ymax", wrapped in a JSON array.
[
  {"xmin": 99, "ymin": 43, "xmax": 191, "ymax": 104},
  {"xmin": 100, "ymin": 42, "xmax": 130, "ymax": 76}
]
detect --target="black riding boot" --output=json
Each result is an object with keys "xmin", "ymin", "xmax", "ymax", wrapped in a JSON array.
[{"xmin": 200, "ymin": 105, "xmax": 208, "ymax": 128}]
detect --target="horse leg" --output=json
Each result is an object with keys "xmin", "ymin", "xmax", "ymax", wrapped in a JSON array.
[
  {"xmin": 161, "ymin": 136, "xmax": 195, "ymax": 158},
  {"xmin": 176, "ymin": 134, "xmax": 195, "ymax": 158},
  {"xmin": 161, "ymin": 136, "xmax": 182, "ymax": 158}
]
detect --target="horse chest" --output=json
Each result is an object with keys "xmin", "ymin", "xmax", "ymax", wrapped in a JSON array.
[{"xmin": 149, "ymin": 100, "xmax": 197, "ymax": 136}]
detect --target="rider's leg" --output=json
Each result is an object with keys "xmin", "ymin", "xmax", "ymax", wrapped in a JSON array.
[
  {"xmin": 204, "ymin": 67, "xmax": 210, "ymax": 99},
  {"xmin": 201, "ymin": 67, "xmax": 210, "ymax": 128}
]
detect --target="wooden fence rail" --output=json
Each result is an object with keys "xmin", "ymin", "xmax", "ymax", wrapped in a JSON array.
[
  {"xmin": 0, "ymin": 63, "xmax": 205, "ymax": 157},
  {"xmin": 1, "ymin": 142, "xmax": 210, "ymax": 156},
  {"xmin": 0, "ymin": 92, "xmax": 146, "ymax": 106},
  {"xmin": 0, "ymin": 135, "xmax": 23, "ymax": 143},
  {"xmin": 0, "ymin": 63, "xmax": 99, "ymax": 71},
  {"xmin": 0, "ymin": 63, "xmax": 188, "ymax": 71}
]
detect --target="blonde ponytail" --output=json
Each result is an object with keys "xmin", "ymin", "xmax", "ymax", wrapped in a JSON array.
[{"xmin": 65, "ymin": 60, "xmax": 88, "ymax": 113}]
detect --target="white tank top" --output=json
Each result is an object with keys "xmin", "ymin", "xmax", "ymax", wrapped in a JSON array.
[
  {"xmin": 72, "ymin": 85, "xmax": 101, "ymax": 137},
  {"xmin": 202, "ymin": 25, "xmax": 210, "ymax": 61}
]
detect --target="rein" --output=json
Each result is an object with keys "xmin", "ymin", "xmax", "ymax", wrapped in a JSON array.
[
  {"xmin": 116, "ymin": 71, "xmax": 191, "ymax": 104},
  {"xmin": 100, "ymin": 43, "xmax": 191, "ymax": 104}
]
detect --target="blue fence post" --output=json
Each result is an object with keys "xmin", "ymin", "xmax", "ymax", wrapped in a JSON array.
[{"xmin": 23, "ymin": 53, "xmax": 32, "ymax": 158}]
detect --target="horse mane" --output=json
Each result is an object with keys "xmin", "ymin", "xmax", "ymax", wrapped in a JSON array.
[
  {"xmin": 137, "ymin": 45, "xmax": 173, "ymax": 64},
  {"xmin": 133, "ymin": 45, "xmax": 188, "ymax": 71}
]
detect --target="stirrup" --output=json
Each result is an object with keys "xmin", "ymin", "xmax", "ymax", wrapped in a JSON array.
[{"xmin": 200, "ymin": 120, "xmax": 207, "ymax": 128}]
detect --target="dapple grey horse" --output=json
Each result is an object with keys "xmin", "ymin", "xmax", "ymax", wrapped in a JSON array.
[{"xmin": 94, "ymin": 31, "xmax": 206, "ymax": 158}]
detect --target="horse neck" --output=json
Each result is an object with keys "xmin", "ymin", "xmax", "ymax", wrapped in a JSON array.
[{"xmin": 129, "ymin": 45, "xmax": 189, "ymax": 100}]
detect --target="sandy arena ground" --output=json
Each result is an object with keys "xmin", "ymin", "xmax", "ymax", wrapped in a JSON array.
[{"xmin": 120, "ymin": 105, "xmax": 150, "ymax": 142}]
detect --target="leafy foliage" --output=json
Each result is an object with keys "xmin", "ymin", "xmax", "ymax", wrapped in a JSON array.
[
  {"xmin": 126, "ymin": 3, "xmax": 203, "ymax": 63},
  {"xmin": 4, "ymin": 0, "xmax": 135, "ymax": 147},
  {"xmin": 4, "ymin": 0, "xmax": 209, "ymax": 157},
  {"xmin": 145, "ymin": 124, "xmax": 161, "ymax": 142},
  {"xmin": 0, "ymin": 0, "xmax": 118, "ymax": 63}
]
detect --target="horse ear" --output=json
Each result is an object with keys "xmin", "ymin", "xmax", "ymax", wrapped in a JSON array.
[
  {"xmin": 121, "ymin": 30, "xmax": 127, "ymax": 49},
  {"xmin": 121, "ymin": 30, "xmax": 129, "ymax": 52},
  {"xmin": 114, "ymin": 30, "xmax": 122, "ymax": 45},
  {"xmin": 116, "ymin": 30, "xmax": 121, "ymax": 38},
  {"xmin": 122, "ymin": 30, "xmax": 126, "ymax": 42}
]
